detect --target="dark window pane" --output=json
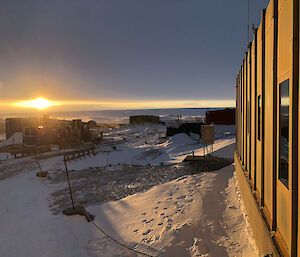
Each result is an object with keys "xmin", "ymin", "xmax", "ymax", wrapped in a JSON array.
[{"xmin": 279, "ymin": 79, "xmax": 289, "ymax": 188}]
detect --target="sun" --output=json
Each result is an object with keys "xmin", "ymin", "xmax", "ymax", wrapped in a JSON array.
[
  {"xmin": 14, "ymin": 98, "xmax": 60, "ymax": 110},
  {"xmin": 28, "ymin": 98, "xmax": 53, "ymax": 109}
]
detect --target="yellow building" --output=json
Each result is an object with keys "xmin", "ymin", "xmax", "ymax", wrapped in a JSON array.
[{"xmin": 235, "ymin": 0, "xmax": 300, "ymax": 256}]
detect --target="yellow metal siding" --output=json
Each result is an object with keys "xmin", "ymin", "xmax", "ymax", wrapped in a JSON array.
[
  {"xmin": 277, "ymin": 0, "xmax": 293, "ymax": 253},
  {"xmin": 251, "ymin": 41, "xmax": 256, "ymax": 187},
  {"xmin": 264, "ymin": 1, "xmax": 275, "ymax": 225},
  {"xmin": 256, "ymin": 24, "xmax": 263, "ymax": 199},
  {"xmin": 243, "ymin": 58, "xmax": 247, "ymax": 167},
  {"xmin": 238, "ymin": 70, "xmax": 243, "ymax": 160},
  {"xmin": 247, "ymin": 51, "xmax": 251, "ymax": 173},
  {"xmin": 278, "ymin": 0, "xmax": 292, "ymax": 79},
  {"xmin": 235, "ymin": 0, "xmax": 299, "ymax": 255},
  {"xmin": 298, "ymin": 0, "xmax": 300, "ymax": 252},
  {"xmin": 241, "ymin": 63, "xmax": 244, "ymax": 164}
]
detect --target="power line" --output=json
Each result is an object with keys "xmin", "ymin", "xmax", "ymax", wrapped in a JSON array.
[{"xmin": 81, "ymin": 207, "xmax": 158, "ymax": 257}]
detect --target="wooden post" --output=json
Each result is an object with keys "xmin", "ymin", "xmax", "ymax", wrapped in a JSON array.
[
  {"xmin": 34, "ymin": 152, "xmax": 42, "ymax": 173},
  {"xmin": 63, "ymin": 156, "xmax": 75, "ymax": 209}
]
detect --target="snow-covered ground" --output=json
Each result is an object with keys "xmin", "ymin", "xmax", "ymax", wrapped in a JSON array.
[
  {"xmin": 66, "ymin": 124, "xmax": 236, "ymax": 170},
  {"xmin": 0, "ymin": 124, "xmax": 258, "ymax": 257}
]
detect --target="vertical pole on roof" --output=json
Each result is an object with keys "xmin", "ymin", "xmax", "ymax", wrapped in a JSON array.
[
  {"xmin": 64, "ymin": 156, "xmax": 75, "ymax": 209},
  {"xmin": 247, "ymin": 0, "xmax": 250, "ymax": 45}
]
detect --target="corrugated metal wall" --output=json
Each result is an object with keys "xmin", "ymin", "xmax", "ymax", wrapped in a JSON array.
[{"xmin": 235, "ymin": 0, "xmax": 299, "ymax": 255}]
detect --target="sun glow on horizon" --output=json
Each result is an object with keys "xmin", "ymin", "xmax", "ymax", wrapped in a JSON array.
[
  {"xmin": 7, "ymin": 98, "xmax": 235, "ymax": 112},
  {"xmin": 13, "ymin": 98, "xmax": 60, "ymax": 110}
]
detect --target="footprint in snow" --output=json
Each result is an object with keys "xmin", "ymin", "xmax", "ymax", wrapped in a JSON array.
[
  {"xmin": 166, "ymin": 224, "xmax": 172, "ymax": 230},
  {"xmin": 176, "ymin": 209, "xmax": 185, "ymax": 214},
  {"xmin": 146, "ymin": 219, "xmax": 154, "ymax": 224},
  {"xmin": 143, "ymin": 229, "xmax": 153, "ymax": 235},
  {"xmin": 176, "ymin": 176, "xmax": 188, "ymax": 182}
]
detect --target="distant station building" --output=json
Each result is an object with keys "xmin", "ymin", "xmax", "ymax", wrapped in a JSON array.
[
  {"xmin": 166, "ymin": 122, "xmax": 203, "ymax": 137},
  {"xmin": 129, "ymin": 115, "xmax": 160, "ymax": 125},
  {"xmin": 6, "ymin": 117, "xmax": 39, "ymax": 139},
  {"xmin": 205, "ymin": 108, "xmax": 235, "ymax": 125},
  {"xmin": 235, "ymin": 0, "xmax": 300, "ymax": 256},
  {"xmin": 6, "ymin": 116, "xmax": 102, "ymax": 146}
]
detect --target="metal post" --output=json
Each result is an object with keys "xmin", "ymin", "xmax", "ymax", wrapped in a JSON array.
[
  {"xmin": 64, "ymin": 156, "xmax": 75, "ymax": 209},
  {"xmin": 34, "ymin": 152, "xmax": 42, "ymax": 172}
]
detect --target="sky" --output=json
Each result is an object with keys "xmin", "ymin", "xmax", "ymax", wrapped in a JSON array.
[{"xmin": 0, "ymin": 0, "xmax": 269, "ymax": 112}]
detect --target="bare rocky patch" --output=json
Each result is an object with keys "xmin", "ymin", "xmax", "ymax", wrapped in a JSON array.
[{"xmin": 48, "ymin": 156, "xmax": 233, "ymax": 214}]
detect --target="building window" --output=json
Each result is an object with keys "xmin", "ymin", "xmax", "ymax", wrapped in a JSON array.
[
  {"xmin": 279, "ymin": 79, "xmax": 289, "ymax": 188},
  {"xmin": 258, "ymin": 95, "xmax": 261, "ymax": 141}
]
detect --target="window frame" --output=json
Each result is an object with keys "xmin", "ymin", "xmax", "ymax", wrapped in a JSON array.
[{"xmin": 278, "ymin": 79, "xmax": 289, "ymax": 188}]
